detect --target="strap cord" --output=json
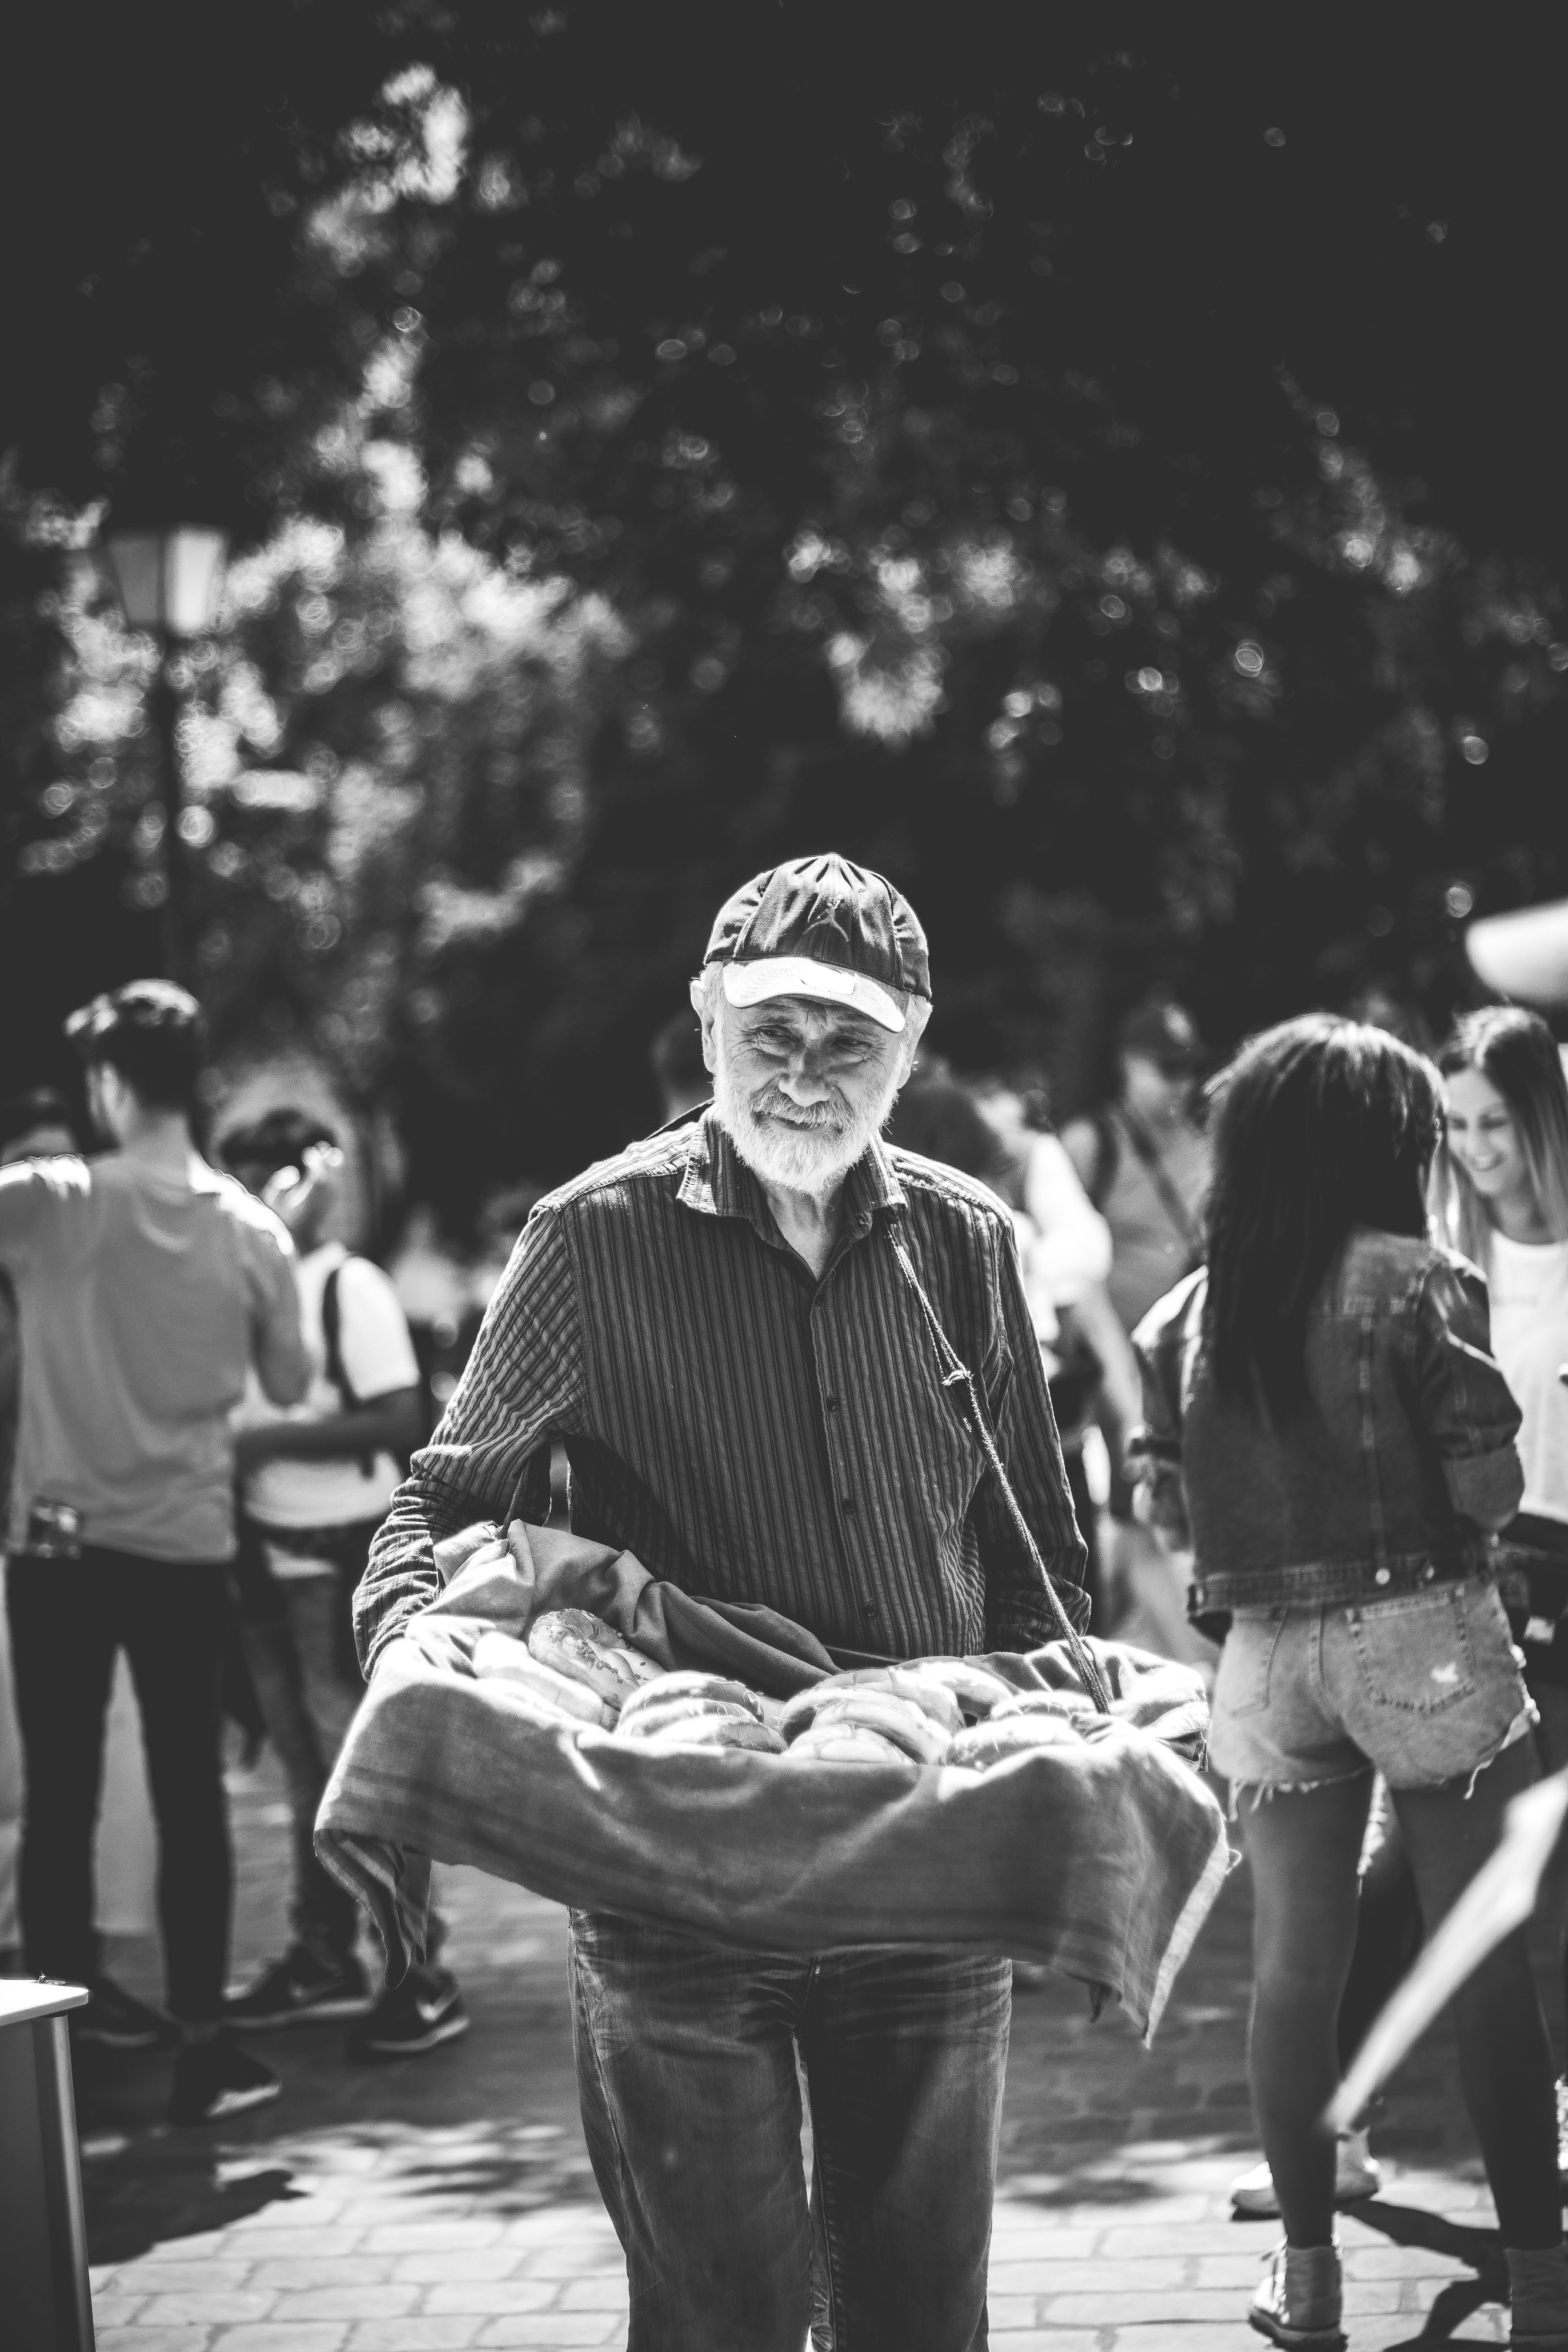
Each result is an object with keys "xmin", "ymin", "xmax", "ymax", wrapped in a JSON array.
[{"xmin": 886, "ymin": 1226, "xmax": 1114, "ymax": 1714}]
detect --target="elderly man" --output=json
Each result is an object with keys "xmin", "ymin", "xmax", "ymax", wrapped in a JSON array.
[{"xmin": 357, "ymin": 854, "xmax": 1086, "ymax": 2352}]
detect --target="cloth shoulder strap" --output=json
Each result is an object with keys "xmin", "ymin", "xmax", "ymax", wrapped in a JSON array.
[
  {"xmin": 1118, "ymin": 1106, "xmax": 1204, "ymax": 1265},
  {"xmin": 884, "ymin": 1223, "xmax": 1112, "ymax": 1713}
]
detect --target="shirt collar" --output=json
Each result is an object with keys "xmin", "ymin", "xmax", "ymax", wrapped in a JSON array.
[{"xmin": 677, "ymin": 1110, "xmax": 907, "ymax": 1247}]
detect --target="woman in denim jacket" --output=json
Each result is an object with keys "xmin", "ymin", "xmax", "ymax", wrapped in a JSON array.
[{"xmin": 1132, "ymin": 1015, "xmax": 1564, "ymax": 2352}]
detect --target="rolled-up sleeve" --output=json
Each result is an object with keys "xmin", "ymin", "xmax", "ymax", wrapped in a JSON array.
[
  {"xmin": 1416, "ymin": 1255, "xmax": 1524, "ymax": 1532},
  {"xmin": 355, "ymin": 1207, "xmax": 587, "ymax": 1675},
  {"xmin": 975, "ymin": 1214, "xmax": 1090, "ymax": 1647}
]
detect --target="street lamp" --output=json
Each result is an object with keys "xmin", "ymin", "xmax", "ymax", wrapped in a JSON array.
[{"xmin": 92, "ymin": 524, "xmax": 229, "ymax": 982}]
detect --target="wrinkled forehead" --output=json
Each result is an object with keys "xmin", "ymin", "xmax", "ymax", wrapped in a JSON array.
[{"xmin": 723, "ymin": 990, "xmax": 891, "ymax": 1053}]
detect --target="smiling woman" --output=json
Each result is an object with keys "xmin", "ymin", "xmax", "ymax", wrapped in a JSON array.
[
  {"xmin": 1435, "ymin": 1007, "xmax": 1568, "ymax": 1558},
  {"xmin": 1438, "ymin": 1009, "xmax": 1568, "ymax": 1265}
]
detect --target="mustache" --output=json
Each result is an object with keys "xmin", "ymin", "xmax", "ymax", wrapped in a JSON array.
[{"xmin": 748, "ymin": 1086, "xmax": 848, "ymax": 1132}]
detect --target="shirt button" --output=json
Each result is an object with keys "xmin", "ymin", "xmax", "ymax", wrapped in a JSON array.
[
  {"xmin": 864, "ymin": 1601, "xmax": 880, "ymax": 1622},
  {"xmin": 842, "ymin": 1498, "xmax": 857, "ymax": 1516},
  {"xmin": 1374, "ymin": 1568, "xmax": 1391, "ymax": 1586},
  {"xmin": 824, "ymin": 1396, "xmax": 840, "ymax": 1414}
]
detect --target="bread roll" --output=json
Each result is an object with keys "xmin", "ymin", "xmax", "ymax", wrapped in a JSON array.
[
  {"xmin": 472, "ymin": 1631, "xmax": 616, "ymax": 1726},
  {"xmin": 602, "ymin": 1646, "xmax": 665, "ymax": 1690},
  {"xmin": 991, "ymin": 1690, "xmax": 1101, "ymax": 1725},
  {"xmin": 631, "ymin": 1713, "xmax": 785, "ymax": 1754},
  {"xmin": 902, "ymin": 1659, "xmax": 1017, "ymax": 1720},
  {"xmin": 786, "ymin": 1726, "xmax": 914, "ymax": 1765},
  {"xmin": 804, "ymin": 1693, "xmax": 949, "ymax": 1765},
  {"xmin": 618, "ymin": 1671, "xmax": 763, "ymax": 1726},
  {"xmin": 821, "ymin": 1668, "xmax": 963, "ymax": 1735},
  {"xmin": 781, "ymin": 1683, "xmax": 948, "ymax": 1759},
  {"xmin": 947, "ymin": 1713, "xmax": 1082, "ymax": 1769},
  {"xmin": 615, "ymin": 1696, "xmax": 754, "ymax": 1740},
  {"xmin": 527, "ymin": 1609, "xmax": 656, "ymax": 1706}
]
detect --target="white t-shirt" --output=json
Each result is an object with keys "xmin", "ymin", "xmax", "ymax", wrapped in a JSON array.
[
  {"xmin": 1487, "ymin": 1230, "xmax": 1568, "ymax": 1525},
  {"xmin": 238, "ymin": 1241, "xmax": 420, "ymax": 1532}
]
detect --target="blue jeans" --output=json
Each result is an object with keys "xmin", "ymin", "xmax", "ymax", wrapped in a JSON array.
[{"xmin": 569, "ymin": 1912, "xmax": 1012, "ymax": 2352}]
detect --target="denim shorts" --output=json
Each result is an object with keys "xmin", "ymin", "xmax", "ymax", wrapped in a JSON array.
[{"xmin": 1208, "ymin": 1573, "xmax": 1536, "ymax": 1801}]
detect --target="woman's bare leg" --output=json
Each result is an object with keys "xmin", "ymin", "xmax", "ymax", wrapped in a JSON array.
[
  {"xmin": 1393, "ymin": 1733, "xmax": 1560, "ymax": 2249},
  {"xmin": 1239, "ymin": 1772, "xmax": 1373, "ymax": 2246}
]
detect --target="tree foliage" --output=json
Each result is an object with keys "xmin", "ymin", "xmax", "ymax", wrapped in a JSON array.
[{"xmin": 5, "ymin": 10, "xmax": 1567, "ymax": 1192}]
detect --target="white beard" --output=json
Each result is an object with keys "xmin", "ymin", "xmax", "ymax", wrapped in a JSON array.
[{"xmin": 712, "ymin": 1052, "xmax": 897, "ymax": 1198}]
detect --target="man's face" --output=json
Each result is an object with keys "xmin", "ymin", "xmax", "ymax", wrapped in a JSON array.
[{"xmin": 697, "ymin": 984, "xmax": 915, "ymax": 1194}]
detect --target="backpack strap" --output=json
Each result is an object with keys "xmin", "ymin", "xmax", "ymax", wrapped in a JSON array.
[
  {"xmin": 1085, "ymin": 1107, "xmax": 1120, "ymax": 1211},
  {"xmin": 885, "ymin": 1225, "xmax": 1113, "ymax": 1712},
  {"xmin": 320, "ymin": 1258, "xmax": 377, "ymax": 1474},
  {"xmin": 320, "ymin": 1261, "xmax": 362, "ymax": 1409},
  {"xmin": 1118, "ymin": 1106, "xmax": 1205, "ymax": 1268}
]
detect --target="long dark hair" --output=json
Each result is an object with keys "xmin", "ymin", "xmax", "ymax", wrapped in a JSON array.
[
  {"xmin": 1434, "ymin": 1006, "xmax": 1568, "ymax": 1269},
  {"xmin": 1203, "ymin": 1015, "xmax": 1442, "ymax": 1419}
]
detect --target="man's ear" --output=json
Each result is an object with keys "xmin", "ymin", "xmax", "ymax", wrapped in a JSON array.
[
  {"xmin": 895, "ymin": 997, "xmax": 932, "ymax": 1085},
  {"xmin": 690, "ymin": 971, "xmax": 721, "ymax": 1074}
]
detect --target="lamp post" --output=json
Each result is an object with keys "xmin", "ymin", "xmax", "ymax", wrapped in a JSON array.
[{"xmin": 94, "ymin": 526, "xmax": 229, "ymax": 983}]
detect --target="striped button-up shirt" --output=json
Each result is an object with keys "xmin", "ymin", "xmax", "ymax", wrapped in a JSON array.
[{"xmin": 356, "ymin": 1112, "xmax": 1087, "ymax": 1674}]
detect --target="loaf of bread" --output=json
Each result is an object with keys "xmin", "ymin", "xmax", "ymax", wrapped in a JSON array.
[
  {"xmin": 526, "ymin": 1609, "xmax": 662, "ymax": 1706},
  {"xmin": 615, "ymin": 1695, "xmax": 755, "ymax": 1740},
  {"xmin": 946, "ymin": 1713, "xmax": 1082, "ymax": 1769},
  {"xmin": 785, "ymin": 1725, "xmax": 915, "ymax": 1765},
  {"xmin": 820, "ymin": 1668, "xmax": 963, "ymax": 1735},
  {"xmin": 805, "ymin": 1693, "xmax": 950, "ymax": 1765},
  {"xmin": 617, "ymin": 1671, "xmax": 764, "ymax": 1727},
  {"xmin": 901, "ymin": 1659, "xmax": 1017, "ymax": 1720},
  {"xmin": 780, "ymin": 1683, "xmax": 948, "ymax": 1760},
  {"xmin": 990, "ymin": 1690, "xmax": 1102, "ymax": 1725},
  {"xmin": 631, "ymin": 1712, "xmax": 785, "ymax": 1754},
  {"xmin": 471, "ymin": 1631, "xmax": 617, "ymax": 1726}
]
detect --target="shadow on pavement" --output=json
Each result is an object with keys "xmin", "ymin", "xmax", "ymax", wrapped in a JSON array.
[
  {"xmin": 1340, "ymin": 2197, "xmax": 1506, "ymax": 2348},
  {"xmin": 85, "ymin": 2143, "xmax": 304, "ymax": 2266}
]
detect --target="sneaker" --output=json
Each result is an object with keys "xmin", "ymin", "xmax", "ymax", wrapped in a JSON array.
[
  {"xmin": 168, "ymin": 2030, "xmax": 282, "ymax": 2126},
  {"xmin": 346, "ymin": 1966, "xmax": 470, "ymax": 2062},
  {"xmin": 1231, "ymin": 2128, "xmax": 1382, "ymax": 2219},
  {"xmin": 226, "ymin": 1946, "xmax": 372, "ymax": 2029},
  {"xmin": 75, "ymin": 1973, "xmax": 170, "ymax": 2050},
  {"xmin": 1249, "ymin": 2240, "xmax": 1345, "ymax": 2350}
]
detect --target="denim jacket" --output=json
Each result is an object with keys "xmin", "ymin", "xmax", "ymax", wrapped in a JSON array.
[{"xmin": 1129, "ymin": 1228, "xmax": 1524, "ymax": 1623}]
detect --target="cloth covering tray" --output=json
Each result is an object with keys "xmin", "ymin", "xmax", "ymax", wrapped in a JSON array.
[{"xmin": 317, "ymin": 1521, "xmax": 1229, "ymax": 2042}]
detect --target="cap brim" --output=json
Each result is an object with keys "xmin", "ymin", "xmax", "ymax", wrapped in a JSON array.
[{"xmin": 721, "ymin": 957, "xmax": 906, "ymax": 1033}]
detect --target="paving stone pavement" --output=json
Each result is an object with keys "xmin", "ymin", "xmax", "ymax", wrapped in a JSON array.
[{"xmin": 73, "ymin": 1738, "xmax": 1565, "ymax": 2350}]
